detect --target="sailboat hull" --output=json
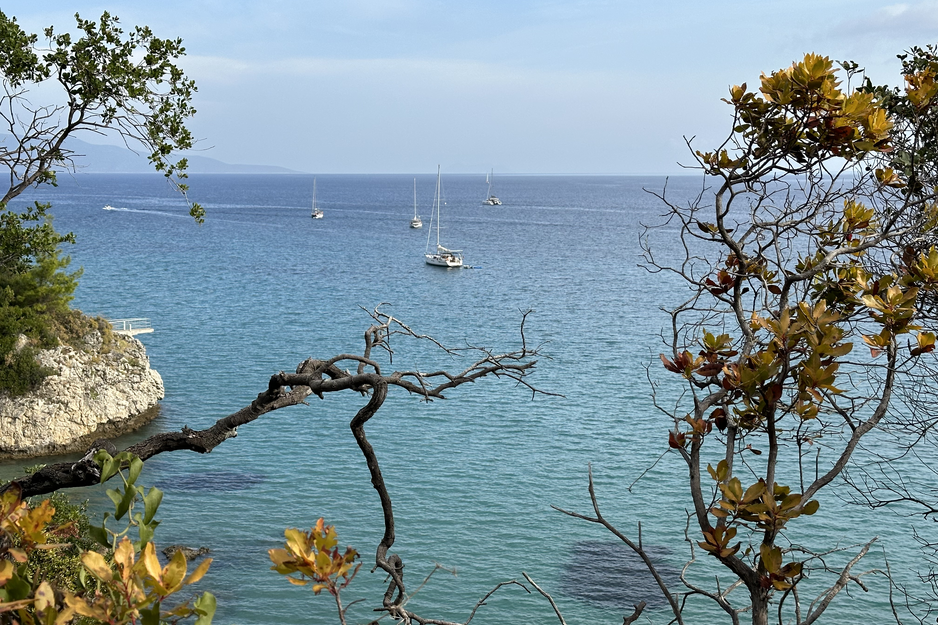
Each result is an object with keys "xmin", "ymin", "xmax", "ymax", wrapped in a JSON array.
[{"xmin": 425, "ymin": 253, "xmax": 462, "ymax": 267}]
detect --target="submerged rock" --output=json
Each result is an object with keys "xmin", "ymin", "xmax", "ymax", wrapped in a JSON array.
[
  {"xmin": 162, "ymin": 545, "xmax": 211, "ymax": 561},
  {"xmin": 0, "ymin": 330, "xmax": 163, "ymax": 459},
  {"xmin": 561, "ymin": 540, "xmax": 680, "ymax": 610}
]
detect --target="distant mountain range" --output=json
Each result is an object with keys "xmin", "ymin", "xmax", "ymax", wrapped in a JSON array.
[{"xmin": 1, "ymin": 135, "xmax": 299, "ymax": 174}]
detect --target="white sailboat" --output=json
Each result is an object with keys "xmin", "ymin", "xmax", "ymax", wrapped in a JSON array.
[
  {"xmin": 311, "ymin": 178, "xmax": 323, "ymax": 219},
  {"xmin": 425, "ymin": 166, "xmax": 463, "ymax": 267},
  {"xmin": 410, "ymin": 178, "xmax": 422, "ymax": 228},
  {"xmin": 482, "ymin": 169, "xmax": 502, "ymax": 206}
]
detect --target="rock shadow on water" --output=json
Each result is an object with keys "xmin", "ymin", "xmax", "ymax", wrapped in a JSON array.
[
  {"xmin": 156, "ymin": 470, "xmax": 266, "ymax": 492},
  {"xmin": 561, "ymin": 540, "xmax": 680, "ymax": 611}
]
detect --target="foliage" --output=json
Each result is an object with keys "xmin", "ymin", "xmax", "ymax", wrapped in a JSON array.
[
  {"xmin": 604, "ymin": 51, "xmax": 938, "ymax": 624},
  {"xmin": 269, "ymin": 519, "xmax": 360, "ymax": 595},
  {"xmin": 21, "ymin": 494, "xmax": 97, "ymax": 595},
  {"xmin": 0, "ymin": 9, "xmax": 201, "ymax": 220},
  {"xmin": 0, "ymin": 7, "xmax": 201, "ymax": 395},
  {"xmin": 0, "ymin": 452, "xmax": 216, "ymax": 625},
  {"xmin": 269, "ymin": 519, "xmax": 361, "ymax": 625},
  {"xmin": 0, "ymin": 204, "xmax": 80, "ymax": 394}
]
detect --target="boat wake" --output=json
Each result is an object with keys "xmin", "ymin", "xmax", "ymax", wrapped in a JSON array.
[{"xmin": 102, "ymin": 205, "xmax": 188, "ymax": 219}]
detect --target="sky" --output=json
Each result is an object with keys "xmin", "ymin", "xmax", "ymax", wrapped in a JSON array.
[{"xmin": 2, "ymin": 1, "xmax": 938, "ymax": 174}]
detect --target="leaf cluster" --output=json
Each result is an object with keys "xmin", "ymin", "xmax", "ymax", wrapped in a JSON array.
[
  {"xmin": 0, "ymin": 453, "xmax": 216, "ymax": 625},
  {"xmin": 269, "ymin": 518, "xmax": 361, "ymax": 597},
  {"xmin": 698, "ymin": 53, "xmax": 892, "ymax": 177}
]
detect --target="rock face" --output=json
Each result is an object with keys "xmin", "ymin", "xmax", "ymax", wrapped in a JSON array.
[{"xmin": 0, "ymin": 331, "xmax": 164, "ymax": 459}]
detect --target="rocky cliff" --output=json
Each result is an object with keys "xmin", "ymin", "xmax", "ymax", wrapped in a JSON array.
[{"xmin": 0, "ymin": 330, "xmax": 163, "ymax": 459}]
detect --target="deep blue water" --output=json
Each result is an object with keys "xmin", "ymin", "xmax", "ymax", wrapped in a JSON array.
[{"xmin": 0, "ymin": 173, "xmax": 933, "ymax": 624}]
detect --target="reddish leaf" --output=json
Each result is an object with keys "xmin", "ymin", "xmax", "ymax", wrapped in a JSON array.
[{"xmin": 668, "ymin": 431, "xmax": 686, "ymax": 449}]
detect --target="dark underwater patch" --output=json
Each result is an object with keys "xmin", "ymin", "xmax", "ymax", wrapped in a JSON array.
[
  {"xmin": 561, "ymin": 540, "xmax": 680, "ymax": 610},
  {"xmin": 157, "ymin": 470, "xmax": 266, "ymax": 492}
]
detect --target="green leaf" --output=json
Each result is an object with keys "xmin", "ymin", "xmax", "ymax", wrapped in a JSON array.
[
  {"xmin": 194, "ymin": 592, "xmax": 217, "ymax": 625},
  {"xmin": 106, "ymin": 488, "xmax": 122, "ymax": 507},
  {"xmin": 128, "ymin": 456, "xmax": 144, "ymax": 485},
  {"xmin": 97, "ymin": 452, "xmax": 119, "ymax": 483},
  {"xmin": 140, "ymin": 603, "xmax": 161, "ymax": 625},
  {"xmin": 115, "ymin": 483, "xmax": 136, "ymax": 520},
  {"xmin": 138, "ymin": 521, "xmax": 154, "ymax": 545},
  {"xmin": 2, "ymin": 570, "xmax": 32, "ymax": 600},
  {"xmin": 143, "ymin": 486, "xmax": 163, "ymax": 525},
  {"xmin": 88, "ymin": 523, "xmax": 110, "ymax": 548}
]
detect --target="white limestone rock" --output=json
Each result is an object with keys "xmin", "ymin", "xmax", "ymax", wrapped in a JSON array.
[{"xmin": 0, "ymin": 331, "xmax": 163, "ymax": 459}]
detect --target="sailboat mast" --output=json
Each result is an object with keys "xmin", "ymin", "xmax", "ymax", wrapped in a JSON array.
[
  {"xmin": 413, "ymin": 178, "xmax": 417, "ymax": 219},
  {"xmin": 435, "ymin": 165, "xmax": 441, "ymax": 249}
]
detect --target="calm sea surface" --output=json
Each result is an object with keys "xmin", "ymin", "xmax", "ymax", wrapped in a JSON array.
[{"xmin": 0, "ymin": 174, "xmax": 933, "ymax": 624}]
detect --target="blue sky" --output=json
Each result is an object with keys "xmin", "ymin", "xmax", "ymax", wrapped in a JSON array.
[{"xmin": 3, "ymin": 1, "xmax": 937, "ymax": 173}]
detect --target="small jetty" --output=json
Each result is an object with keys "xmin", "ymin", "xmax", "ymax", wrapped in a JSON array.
[{"xmin": 108, "ymin": 318, "xmax": 154, "ymax": 336}]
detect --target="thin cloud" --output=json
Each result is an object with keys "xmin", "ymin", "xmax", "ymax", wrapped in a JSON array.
[
  {"xmin": 838, "ymin": 1, "xmax": 938, "ymax": 39},
  {"xmin": 184, "ymin": 54, "xmax": 626, "ymax": 89}
]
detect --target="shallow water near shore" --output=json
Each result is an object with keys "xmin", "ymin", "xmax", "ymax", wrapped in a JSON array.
[{"xmin": 1, "ymin": 173, "xmax": 934, "ymax": 624}]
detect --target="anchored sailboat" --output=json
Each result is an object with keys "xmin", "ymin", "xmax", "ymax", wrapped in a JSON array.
[
  {"xmin": 410, "ymin": 178, "xmax": 422, "ymax": 228},
  {"xmin": 425, "ymin": 166, "xmax": 463, "ymax": 267},
  {"xmin": 483, "ymin": 169, "xmax": 502, "ymax": 205},
  {"xmin": 311, "ymin": 178, "xmax": 323, "ymax": 219}
]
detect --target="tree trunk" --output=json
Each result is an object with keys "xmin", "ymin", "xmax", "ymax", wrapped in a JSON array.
[{"xmin": 751, "ymin": 588, "xmax": 770, "ymax": 625}]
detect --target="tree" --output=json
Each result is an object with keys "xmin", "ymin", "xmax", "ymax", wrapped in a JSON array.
[
  {"xmin": 553, "ymin": 53, "xmax": 938, "ymax": 624},
  {"xmin": 0, "ymin": 9, "xmax": 200, "ymax": 394},
  {"xmin": 0, "ymin": 9, "xmax": 200, "ymax": 217},
  {"xmin": 2, "ymin": 307, "xmax": 553, "ymax": 624}
]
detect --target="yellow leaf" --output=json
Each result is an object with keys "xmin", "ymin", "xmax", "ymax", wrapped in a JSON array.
[
  {"xmin": 315, "ymin": 549, "xmax": 332, "ymax": 574},
  {"xmin": 81, "ymin": 551, "xmax": 114, "ymax": 581},
  {"xmin": 184, "ymin": 557, "xmax": 213, "ymax": 586},
  {"xmin": 0, "ymin": 560, "xmax": 14, "ymax": 585},
  {"xmin": 141, "ymin": 542, "xmax": 162, "ymax": 583},
  {"xmin": 165, "ymin": 604, "xmax": 194, "ymax": 617},
  {"xmin": 114, "ymin": 537, "xmax": 135, "ymax": 581},
  {"xmin": 284, "ymin": 528, "xmax": 309, "ymax": 557},
  {"xmin": 8, "ymin": 547, "xmax": 27, "ymax": 563},
  {"xmin": 162, "ymin": 550, "xmax": 188, "ymax": 592},
  {"xmin": 760, "ymin": 544, "xmax": 782, "ymax": 574},
  {"xmin": 742, "ymin": 480, "xmax": 766, "ymax": 504},
  {"xmin": 53, "ymin": 605, "xmax": 77, "ymax": 625},
  {"xmin": 268, "ymin": 548, "xmax": 293, "ymax": 567},
  {"xmin": 65, "ymin": 594, "xmax": 110, "ymax": 621},
  {"xmin": 35, "ymin": 581, "xmax": 55, "ymax": 612}
]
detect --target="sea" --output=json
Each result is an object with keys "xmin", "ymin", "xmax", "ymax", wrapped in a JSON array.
[{"xmin": 0, "ymin": 173, "xmax": 934, "ymax": 624}]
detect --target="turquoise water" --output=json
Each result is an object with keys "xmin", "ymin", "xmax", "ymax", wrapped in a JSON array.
[{"xmin": 0, "ymin": 174, "xmax": 934, "ymax": 624}]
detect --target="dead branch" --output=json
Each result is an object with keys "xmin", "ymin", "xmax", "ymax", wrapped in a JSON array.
[
  {"xmin": 521, "ymin": 572, "xmax": 569, "ymax": 625},
  {"xmin": 553, "ymin": 464, "xmax": 686, "ymax": 625},
  {"xmin": 2, "ymin": 308, "xmax": 546, "ymax": 499}
]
